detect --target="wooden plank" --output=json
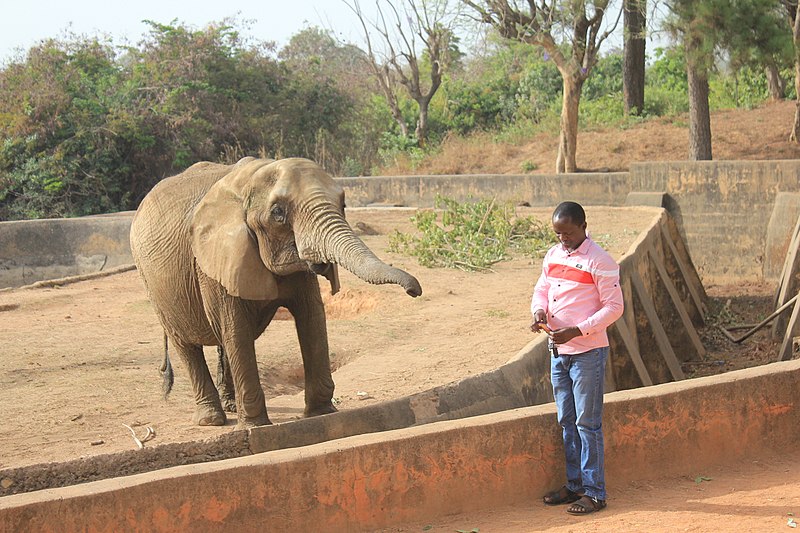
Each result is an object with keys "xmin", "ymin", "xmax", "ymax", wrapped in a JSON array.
[
  {"xmin": 774, "ymin": 213, "xmax": 800, "ymax": 308},
  {"xmin": 778, "ymin": 292, "xmax": 800, "ymax": 361},
  {"xmin": 647, "ymin": 242, "xmax": 706, "ymax": 359},
  {"xmin": 630, "ymin": 269, "xmax": 686, "ymax": 381},
  {"xmin": 659, "ymin": 223, "xmax": 706, "ymax": 319},
  {"xmin": 773, "ymin": 220, "xmax": 800, "ymax": 339},
  {"xmin": 611, "ymin": 316, "xmax": 653, "ymax": 386}
]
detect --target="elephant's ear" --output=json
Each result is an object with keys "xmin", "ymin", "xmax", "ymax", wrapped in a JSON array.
[{"xmin": 190, "ymin": 167, "xmax": 278, "ymax": 301}]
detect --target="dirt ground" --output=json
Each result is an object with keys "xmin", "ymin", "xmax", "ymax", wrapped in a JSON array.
[
  {"xmin": 0, "ymin": 206, "xmax": 660, "ymax": 473},
  {"xmin": 380, "ymin": 448, "xmax": 800, "ymax": 532}
]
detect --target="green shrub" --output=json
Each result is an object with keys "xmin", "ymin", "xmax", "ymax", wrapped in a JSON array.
[{"xmin": 388, "ymin": 195, "xmax": 556, "ymax": 271}]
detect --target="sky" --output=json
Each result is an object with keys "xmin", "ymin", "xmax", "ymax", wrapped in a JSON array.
[{"xmin": 0, "ymin": 0, "xmax": 376, "ymax": 62}]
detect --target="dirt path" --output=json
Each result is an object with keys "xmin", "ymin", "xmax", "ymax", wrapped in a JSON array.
[{"xmin": 379, "ymin": 448, "xmax": 800, "ymax": 532}]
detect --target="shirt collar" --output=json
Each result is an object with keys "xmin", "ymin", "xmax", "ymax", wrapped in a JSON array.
[{"xmin": 560, "ymin": 235, "xmax": 592, "ymax": 255}]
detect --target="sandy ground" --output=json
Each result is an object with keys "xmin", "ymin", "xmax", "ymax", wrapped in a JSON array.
[
  {"xmin": 0, "ymin": 206, "xmax": 655, "ymax": 470},
  {"xmin": 0, "ymin": 205, "xmax": 790, "ymax": 532}
]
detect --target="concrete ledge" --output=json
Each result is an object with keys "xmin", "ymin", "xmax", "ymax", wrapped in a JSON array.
[
  {"xmin": 2, "ymin": 359, "xmax": 797, "ymax": 532},
  {"xmin": 0, "ymin": 214, "xmax": 134, "ymax": 288}
]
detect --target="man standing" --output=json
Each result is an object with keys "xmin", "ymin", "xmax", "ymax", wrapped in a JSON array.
[{"xmin": 530, "ymin": 201, "xmax": 624, "ymax": 515}]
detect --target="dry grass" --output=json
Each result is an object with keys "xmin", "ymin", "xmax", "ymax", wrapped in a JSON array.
[{"xmin": 377, "ymin": 99, "xmax": 800, "ymax": 175}]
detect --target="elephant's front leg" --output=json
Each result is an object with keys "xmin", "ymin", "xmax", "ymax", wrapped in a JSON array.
[
  {"xmin": 223, "ymin": 336, "xmax": 271, "ymax": 429},
  {"xmin": 289, "ymin": 273, "xmax": 337, "ymax": 417}
]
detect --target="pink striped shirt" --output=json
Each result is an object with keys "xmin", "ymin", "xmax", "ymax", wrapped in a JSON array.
[{"xmin": 531, "ymin": 236, "xmax": 624, "ymax": 355}]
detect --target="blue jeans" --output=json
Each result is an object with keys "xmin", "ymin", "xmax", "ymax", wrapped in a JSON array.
[{"xmin": 550, "ymin": 346, "xmax": 608, "ymax": 501}]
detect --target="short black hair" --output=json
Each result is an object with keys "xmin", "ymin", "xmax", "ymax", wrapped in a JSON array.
[{"xmin": 553, "ymin": 201, "xmax": 586, "ymax": 225}]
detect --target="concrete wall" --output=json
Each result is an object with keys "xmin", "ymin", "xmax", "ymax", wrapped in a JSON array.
[
  {"xmin": 2, "ymin": 359, "xmax": 797, "ymax": 532},
  {"xmin": 0, "ymin": 213, "xmax": 134, "ymax": 288},
  {"xmin": 339, "ymin": 160, "xmax": 800, "ymax": 284},
  {"xmin": 0, "ymin": 208, "xmax": 706, "ymax": 498},
  {"xmin": 3, "ymin": 160, "xmax": 800, "ymax": 287}
]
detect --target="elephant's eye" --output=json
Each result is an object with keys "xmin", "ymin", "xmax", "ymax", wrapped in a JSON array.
[{"xmin": 270, "ymin": 204, "xmax": 287, "ymax": 224}]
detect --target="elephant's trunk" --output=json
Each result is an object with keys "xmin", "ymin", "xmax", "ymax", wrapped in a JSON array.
[{"xmin": 299, "ymin": 208, "xmax": 422, "ymax": 297}]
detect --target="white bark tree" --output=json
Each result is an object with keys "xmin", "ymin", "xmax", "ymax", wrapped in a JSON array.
[{"xmin": 462, "ymin": 0, "xmax": 620, "ymax": 173}]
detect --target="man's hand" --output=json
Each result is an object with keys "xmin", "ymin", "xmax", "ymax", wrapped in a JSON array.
[
  {"xmin": 550, "ymin": 326, "xmax": 582, "ymax": 345},
  {"xmin": 530, "ymin": 310, "xmax": 549, "ymax": 333}
]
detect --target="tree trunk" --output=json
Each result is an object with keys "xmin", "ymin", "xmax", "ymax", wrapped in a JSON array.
[
  {"xmin": 623, "ymin": 0, "xmax": 646, "ymax": 115},
  {"xmin": 416, "ymin": 99, "xmax": 430, "ymax": 147},
  {"xmin": 790, "ymin": 1, "xmax": 800, "ymax": 142},
  {"xmin": 791, "ymin": 60, "xmax": 800, "ymax": 141},
  {"xmin": 556, "ymin": 74, "xmax": 583, "ymax": 173},
  {"xmin": 687, "ymin": 62, "xmax": 712, "ymax": 161},
  {"xmin": 765, "ymin": 62, "xmax": 785, "ymax": 101},
  {"xmin": 390, "ymin": 106, "xmax": 409, "ymax": 139}
]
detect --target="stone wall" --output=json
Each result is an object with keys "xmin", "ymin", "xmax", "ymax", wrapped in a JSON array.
[
  {"xmin": 0, "ymin": 213, "xmax": 134, "ymax": 288},
  {"xmin": 3, "ymin": 160, "xmax": 800, "ymax": 287},
  {"xmin": 340, "ymin": 160, "xmax": 800, "ymax": 284}
]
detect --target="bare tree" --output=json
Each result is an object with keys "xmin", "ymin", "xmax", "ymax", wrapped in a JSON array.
[
  {"xmin": 345, "ymin": 0, "xmax": 460, "ymax": 147},
  {"xmin": 463, "ymin": 1, "xmax": 621, "ymax": 173}
]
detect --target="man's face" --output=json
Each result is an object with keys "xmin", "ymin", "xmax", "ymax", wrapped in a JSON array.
[{"xmin": 552, "ymin": 216, "xmax": 587, "ymax": 251}]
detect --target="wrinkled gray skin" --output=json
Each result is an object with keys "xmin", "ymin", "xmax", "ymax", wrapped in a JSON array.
[{"xmin": 130, "ymin": 157, "xmax": 422, "ymax": 429}]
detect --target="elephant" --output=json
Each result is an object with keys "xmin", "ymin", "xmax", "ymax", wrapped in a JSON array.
[{"xmin": 130, "ymin": 157, "xmax": 422, "ymax": 429}]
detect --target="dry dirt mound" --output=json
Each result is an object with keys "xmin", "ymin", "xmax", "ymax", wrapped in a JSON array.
[{"xmin": 379, "ymin": 100, "xmax": 800, "ymax": 176}]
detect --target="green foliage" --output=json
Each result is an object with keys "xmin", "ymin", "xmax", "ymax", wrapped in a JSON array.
[
  {"xmin": 648, "ymin": 48, "xmax": 689, "ymax": 93},
  {"xmin": 388, "ymin": 196, "xmax": 556, "ymax": 271},
  {"xmin": 0, "ymin": 9, "xmax": 793, "ymax": 220},
  {"xmin": 583, "ymin": 53, "xmax": 624, "ymax": 101},
  {"xmin": 0, "ymin": 20, "xmax": 363, "ymax": 220}
]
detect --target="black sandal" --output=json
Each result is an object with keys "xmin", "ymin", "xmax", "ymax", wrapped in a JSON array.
[
  {"xmin": 566, "ymin": 495, "xmax": 607, "ymax": 515},
  {"xmin": 543, "ymin": 486, "xmax": 582, "ymax": 505}
]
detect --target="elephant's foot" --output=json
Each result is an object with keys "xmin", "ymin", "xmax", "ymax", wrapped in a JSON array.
[
  {"xmin": 194, "ymin": 404, "xmax": 226, "ymax": 426},
  {"xmin": 304, "ymin": 402, "xmax": 338, "ymax": 417},
  {"xmin": 234, "ymin": 414, "xmax": 272, "ymax": 431}
]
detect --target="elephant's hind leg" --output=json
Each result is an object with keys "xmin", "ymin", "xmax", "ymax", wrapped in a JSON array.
[
  {"xmin": 173, "ymin": 340, "xmax": 226, "ymax": 426},
  {"xmin": 215, "ymin": 346, "xmax": 237, "ymax": 413}
]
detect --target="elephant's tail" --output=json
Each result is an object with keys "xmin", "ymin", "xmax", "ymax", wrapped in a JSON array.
[{"xmin": 160, "ymin": 333, "xmax": 174, "ymax": 399}]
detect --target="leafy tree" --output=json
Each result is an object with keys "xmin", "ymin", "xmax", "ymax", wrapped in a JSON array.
[
  {"xmin": 463, "ymin": 0, "xmax": 623, "ymax": 173},
  {"xmin": 279, "ymin": 26, "xmax": 384, "ymax": 174},
  {"xmin": 663, "ymin": 0, "xmax": 788, "ymax": 160},
  {"xmin": 0, "ymin": 38, "xmax": 130, "ymax": 219}
]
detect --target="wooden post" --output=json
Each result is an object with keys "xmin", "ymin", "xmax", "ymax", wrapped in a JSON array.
[
  {"xmin": 612, "ymin": 316, "xmax": 653, "ymax": 386},
  {"xmin": 630, "ymin": 269, "xmax": 686, "ymax": 381},
  {"xmin": 773, "ymin": 215, "xmax": 800, "ymax": 340},
  {"xmin": 647, "ymin": 242, "xmax": 706, "ymax": 359},
  {"xmin": 778, "ymin": 291, "xmax": 800, "ymax": 361},
  {"xmin": 659, "ymin": 223, "xmax": 706, "ymax": 320}
]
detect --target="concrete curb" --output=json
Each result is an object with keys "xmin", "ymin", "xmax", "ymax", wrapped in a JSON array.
[{"xmin": 2, "ymin": 359, "xmax": 797, "ymax": 532}]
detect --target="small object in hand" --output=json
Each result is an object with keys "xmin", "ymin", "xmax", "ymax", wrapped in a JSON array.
[
  {"xmin": 548, "ymin": 336, "xmax": 559, "ymax": 357},
  {"xmin": 538, "ymin": 322, "xmax": 552, "ymax": 334}
]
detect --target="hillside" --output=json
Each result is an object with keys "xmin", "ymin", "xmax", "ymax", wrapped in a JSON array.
[{"xmin": 379, "ymin": 99, "xmax": 800, "ymax": 175}]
